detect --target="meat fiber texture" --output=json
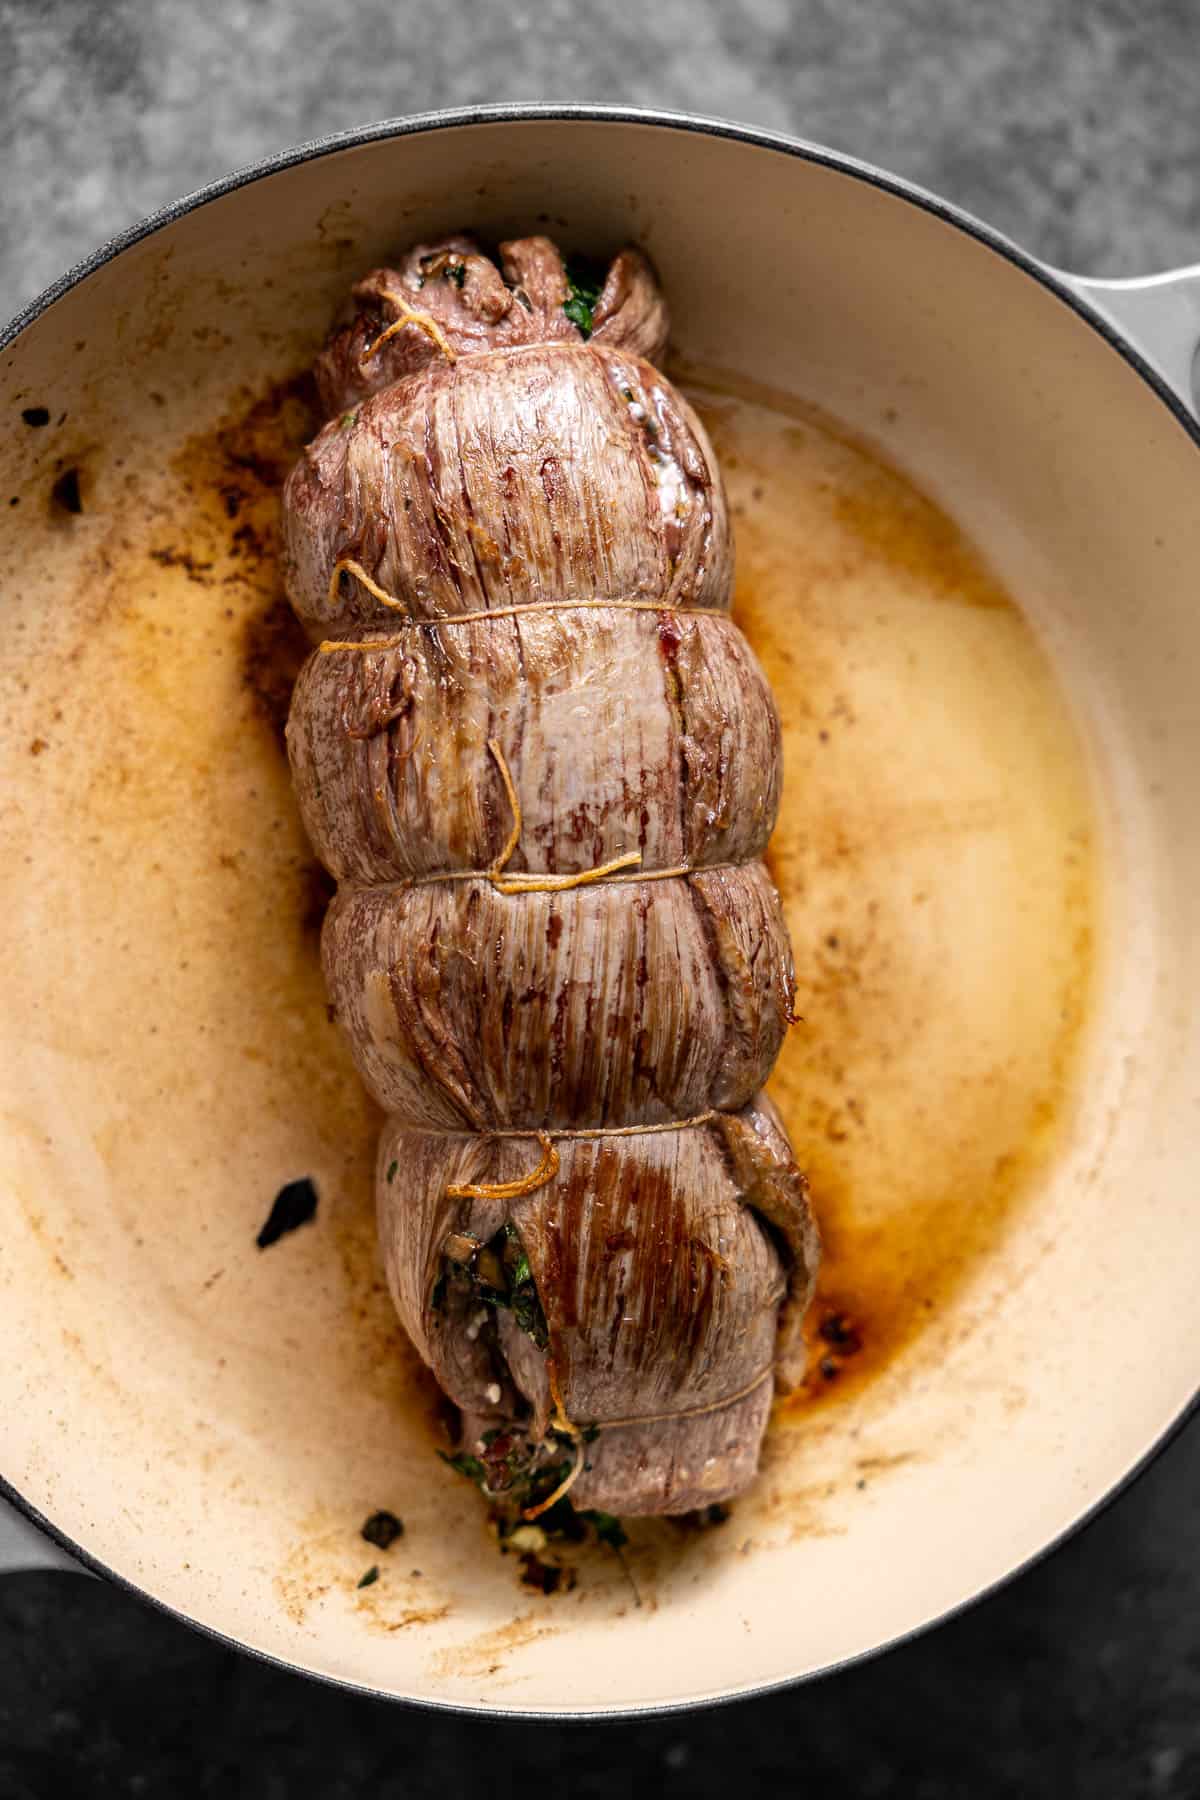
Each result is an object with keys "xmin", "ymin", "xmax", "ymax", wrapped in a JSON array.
[{"xmin": 282, "ymin": 233, "xmax": 819, "ymax": 1515}]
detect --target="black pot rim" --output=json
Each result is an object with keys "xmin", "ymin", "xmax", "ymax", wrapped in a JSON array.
[{"xmin": 2, "ymin": 101, "xmax": 1197, "ymax": 1722}]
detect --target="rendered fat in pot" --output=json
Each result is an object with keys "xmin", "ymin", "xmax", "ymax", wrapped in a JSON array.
[{"xmin": 281, "ymin": 231, "xmax": 820, "ymax": 1515}]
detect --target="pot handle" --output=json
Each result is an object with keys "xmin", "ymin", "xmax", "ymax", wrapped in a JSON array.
[
  {"xmin": 1057, "ymin": 265, "xmax": 1200, "ymax": 417},
  {"xmin": 0, "ymin": 1491, "xmax": 87, "ymax": 1575}
]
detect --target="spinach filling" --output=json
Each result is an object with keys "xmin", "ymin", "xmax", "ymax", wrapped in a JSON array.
[
  {"xmin": 562, "ymin": 256, "xmax": 605, "ymax": 338},
  {"xmin": 433, "ymin": 1219, "xmax": 549, "ymax": 1350}
]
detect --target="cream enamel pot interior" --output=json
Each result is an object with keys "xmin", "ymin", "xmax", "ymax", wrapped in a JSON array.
[{"xmin": 2, "ymin": 106, "xmax": 1200, "ymax": 1716}]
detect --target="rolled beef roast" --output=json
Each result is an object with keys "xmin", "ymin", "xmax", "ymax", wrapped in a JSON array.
[{"xmin": 282, "ymin": 234, "xmax": 819, "ymax": 1516}]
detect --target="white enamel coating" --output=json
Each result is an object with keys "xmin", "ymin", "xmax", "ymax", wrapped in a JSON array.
[{"xmin": 2, "ymin": 111, "xmax": 1200, "ymax": 1712}]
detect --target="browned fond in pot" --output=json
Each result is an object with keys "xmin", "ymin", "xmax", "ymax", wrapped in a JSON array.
[{"xmin": 282, "ymin": 233, "xmax": 819, "ymax": 1514}]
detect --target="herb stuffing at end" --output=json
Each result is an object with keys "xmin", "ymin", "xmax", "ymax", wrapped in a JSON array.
[
  {"xmin": 434, "ymin": 1220, "xmax": 549, "ymax": 1349},
  {"xmin": 562, "ymin": 257, "xmax": 605, "ymax": 339},
  {"xmin": 439, "ymin": 1435, "xmax": 634, "ymax": 1595}
]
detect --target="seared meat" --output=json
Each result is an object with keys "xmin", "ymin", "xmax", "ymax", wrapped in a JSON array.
[{"xmin": 282, "ymin": 232, "xmax": 818, "ymax": 1515}]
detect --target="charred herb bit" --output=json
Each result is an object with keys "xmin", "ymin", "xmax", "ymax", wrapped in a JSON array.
[
  {"xmin": 51, "ymin": 467, "xmax": 83, "ymax": 514},
  {"xmin": 562, "ymin": 256, "xmax": 605, "ymax": 339},
  {"xmin": 357, "ymin": 1565, "xmax": 380, "ymax": 1589},
  {"xmin": 818, "ymin": 1310, "xmax": 863, "ymax": 1357},
  {"xmin": 256, "ymin": 1177, "xmax": 318, "ymax": 1249},
  {"xmin": 386, "ymin": 1160, "xmax": 398, "ymax": 1184},
  {"xmin": 361, "ymin": 1509, "xmax": 404, "ymax": 1551},
  {"xmin": 21, "ymin": 406, "xmax": 50, "ymax": 427},
  {"xmin": 519, "ymin": 1552, "xmax": 575, "ymax": 1595}
]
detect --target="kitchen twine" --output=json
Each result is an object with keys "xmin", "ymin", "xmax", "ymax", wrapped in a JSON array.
[
  {"xmin": 317, "ymin": 558, "xmax": 732, "ymax": 650},
  {"xmin": 359, "ymin": 289, "xmax": 459, "ymax": 366},
  {"xmin": 324, "ymin": 600, "xmax": 732, "ymax": 891},
  {"xmin": 354, "ymin": 278, "xmax": 651, "ymax": 373},
  {"xmin": 344, "ymin": 734, "xmax": 740, "ymax": 892},
  {"xmin": 313, "ymin": 534, "xmax": 785, "ymax": 1496},
  {"xmin": 439, "ymin": 1109, "xmax": 725, "ymax": 1206},
  {"xmin": 431, "ymin": 1103, "xmax": 781, "ymax": 1516},
  {"xmin": 516, "ymin": 1360, "xmax": 777, "ymax": 1519},
  {"xmin": 333, "ymin": 285, "xmax": 720, "ymax": 641}
]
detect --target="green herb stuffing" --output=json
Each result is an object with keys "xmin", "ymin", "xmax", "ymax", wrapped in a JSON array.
[
  {"xmin": 562, "ymin": 256, "xmax": 605, "ymax": 339},
  {"xmin": 509, "ymin": 1286, "xmax": 547, "ymax": 1349},
  {"xmin": 525, "ymin": 1460, "xmax": 573, "ymax": 1509},
  {"xmin": 357, "ymin": 1565, "xmax": 379, "ymax": 1589},
  {"xmin": 580, "ymin": 1510, "xmax": 628, "ymax": 1551},
  {"xmin": 441, "ymin": 1437, "xmax": 631, "ymax": 1564},
  {"xmin": 441, "ymin": 1437, "xmax": 577, "ymax": 1511},
  {"xmin": 500, "ymin": 1222, "xmax": 549, "ymax": 1349},
  {"xmin": 418, "ymin": 249, "xmax": 467, "ymax": 288},
  {"xmin": 493, "ymin": 1441, "xmax": 570, "ymax": 1509},
  {"xmin": 437, "ymin": 1219, "xmax": 548, "ymax": 1349},
  {"xmin": 439, "ymin": 1450, "xmax": 487, "ymax": 1488},
  {"xmin": 340, "ymin": 409, "xmax": 358, "ymax": 430}
]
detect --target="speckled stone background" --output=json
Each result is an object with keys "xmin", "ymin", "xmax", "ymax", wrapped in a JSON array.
[{"xmin": 3, "ymin": 1, "xmax": 1200, "ymax": 1794}]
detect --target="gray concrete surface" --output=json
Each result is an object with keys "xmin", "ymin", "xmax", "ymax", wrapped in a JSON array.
[
  {"xmin": 1, "ymin": 0, "xmax": 1199, "ymax": 322},
  {"xmin": 2, "ymin": 1, "xmax": 1200, "ymax": 1793}
]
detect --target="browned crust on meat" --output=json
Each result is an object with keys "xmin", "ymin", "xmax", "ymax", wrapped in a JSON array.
[{"xmin": 282, "ymin": 233, "xmax": 818, "ymax": 1517}]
